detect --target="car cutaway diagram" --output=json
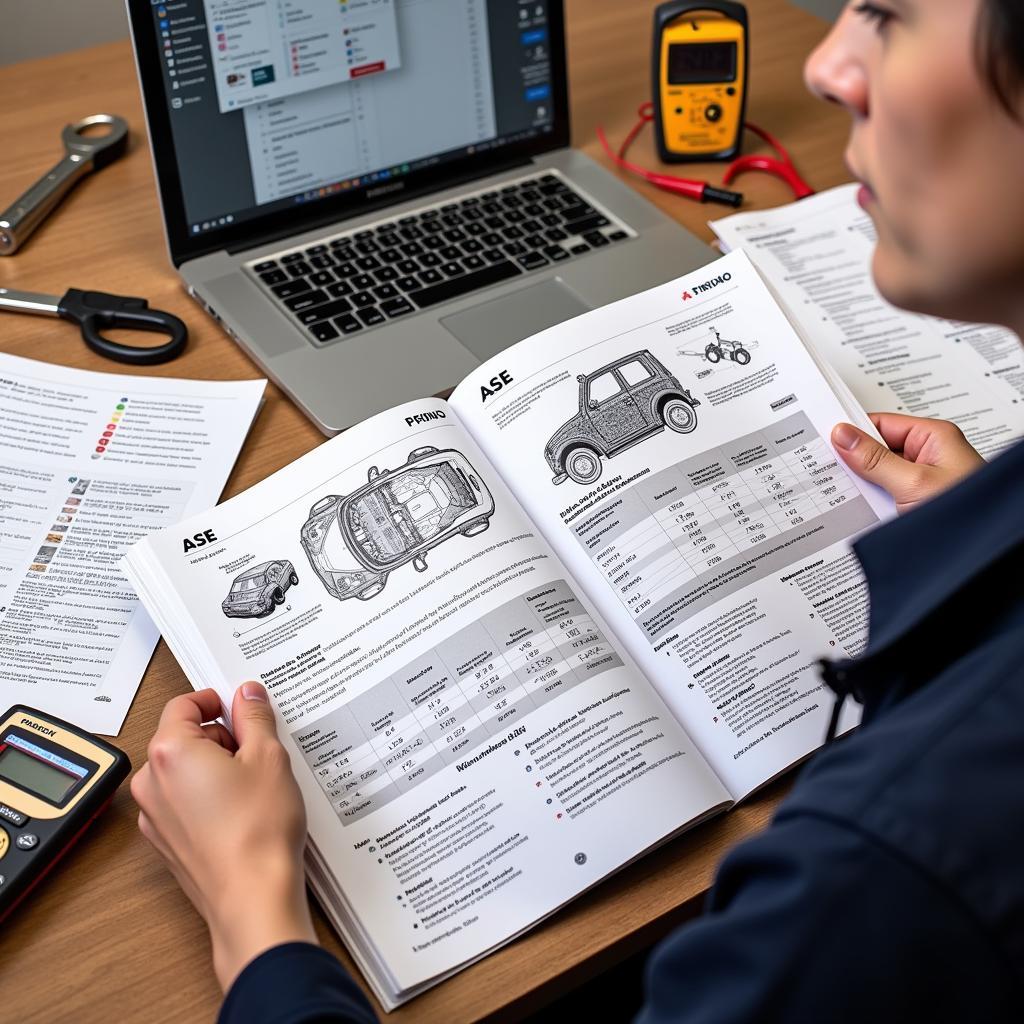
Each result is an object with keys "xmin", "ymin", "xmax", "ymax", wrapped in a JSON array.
[
  {"xmin": 300, "ymin": 446, "xmax": 495, "ymax": 602},
  {"xmin": 222, "ymin": 560, "xmax": 299, "ymax": 618},
  {"xmin": 545, "ymin": 350, "xmax": 701, "ymax": 486}
]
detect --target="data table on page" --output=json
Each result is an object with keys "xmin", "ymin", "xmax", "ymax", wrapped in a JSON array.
[
  {"xmin": 294, "ymin": 580, "xmax": 623, "ymax": 824},
  {"xmin": 567, "ymin": 411, "xmax": 878, "ymax": 642}
]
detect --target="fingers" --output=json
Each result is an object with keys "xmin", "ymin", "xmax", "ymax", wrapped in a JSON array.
[
  {"xmin": 201, "ymin": 722, "xmax": 239, "ymax": 752},
  {"xmin": 230, "ymin": 682, "xmax": 281, "ymax": 751},
  {"xmin": 137, "ymin": 808, "xmax": 175, "ymax": 863},
  {"xmin": 133, "ymin": 773, "xmax": 180, "ymax": 868},
  {"xmin": 158, "ymin": 689, "xmax": 226, "ymax": 733},
  {"xmin": 867, "ymin": 413, "xmax": 965, "ymax": 466},
  {"xmin": 832, "ymin": 422, "xmax": 921, "ymax": 496},
  {"xmin": 148, "ymin": 690, "xmax": 230, "ymax": 774},
  {"xmin": 129, "ymin": 764, "xmax": 150, "ymax": 811},
  {"xmin": 866, "ymin": 412, "xmax": 983, "ymax": 465},
  {"xmin": 866, "ymin": 412, "xmax": 921, "ymax": 455},
  {"xmin": 138, "ymin": 809, "xmax": 208, "ymax": 918}
]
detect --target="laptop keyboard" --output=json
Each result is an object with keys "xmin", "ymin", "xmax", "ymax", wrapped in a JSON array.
[{"xmin": 245, "ymin": 171, "xmax": 633, "ymax": 345}]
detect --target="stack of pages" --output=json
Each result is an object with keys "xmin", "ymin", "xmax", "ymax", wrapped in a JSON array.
[
  {"xmin": 125, "ymin": 246, "xmax": 897, "ymax": 1007},
  {"xmin": 710, "ymin": 185, "xmax": 1023, "ymax": 457}
]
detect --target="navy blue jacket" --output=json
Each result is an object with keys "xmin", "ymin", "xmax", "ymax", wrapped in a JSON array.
[{"xmin": 221, "ymin": 440, "xmax": 1024, "ymax": 1024}]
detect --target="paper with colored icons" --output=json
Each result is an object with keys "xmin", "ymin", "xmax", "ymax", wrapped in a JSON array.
[{"xmin": 0, "ymin": 352, "xmax": 265, "ymax": 734}]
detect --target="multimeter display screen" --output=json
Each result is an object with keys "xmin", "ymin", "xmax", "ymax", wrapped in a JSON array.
[
  {"xmin": 0, "ymin": 739, "xmax": 86, "ymax": 803},
  {"xmin": 667, "ymin": 42, "xmax": 737, "ymax": 84}
]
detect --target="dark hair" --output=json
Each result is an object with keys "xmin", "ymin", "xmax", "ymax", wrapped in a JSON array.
[{"xmin": 977, "ymin": 0, "xmax": 1024, "ymax": 115}]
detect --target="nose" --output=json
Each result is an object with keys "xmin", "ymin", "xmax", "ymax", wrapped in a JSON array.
[{"xmin": 804, "ymin": 8, "xmax": 870, "ymax": 119}]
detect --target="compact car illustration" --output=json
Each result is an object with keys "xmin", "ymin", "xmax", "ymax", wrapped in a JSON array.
[
  {"xmin": 222, "ymin": 560, "xmax": 299, "ymax": 618},
  {"xmin": 300, "ymin": 446, "xmax": 495, "ymax": 602},
  {"xmin": 545, "ymin": 350, "xmax": 700, "ymax": 486}
]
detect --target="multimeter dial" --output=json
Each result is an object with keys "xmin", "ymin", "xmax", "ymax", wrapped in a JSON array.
[{"xmin": 0, "ymin": 706, "xmax": 130, "ymax": 921}]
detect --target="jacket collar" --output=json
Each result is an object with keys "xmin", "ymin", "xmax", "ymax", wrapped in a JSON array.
[
  {"xmin": 820, "ymin": 438, "xmax": 1024, "ymax": 721},
  {"xmin": 855, "ymin": 437, "xmax": 1024, "ymax": 660}
]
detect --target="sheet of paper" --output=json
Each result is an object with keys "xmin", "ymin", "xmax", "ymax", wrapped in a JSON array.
[
  {"xmin": 0, "ymin": 353, "xmax": 264, "ymax": 734},
  {"xmin": 451, "ymin": 250, "xmax": 894, "ymax": 798},
  {"xmin": 710, "ymin": 184, "xmax": 1024, "ymax": 457}
]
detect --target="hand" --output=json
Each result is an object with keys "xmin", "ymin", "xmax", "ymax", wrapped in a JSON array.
[
  {"xmin": 832, "ymin": 413, "xmax": 984, "ymax": 514},
  {"xmin": 131, "ymin": 682, "xmax": 316, "ymax": 991}
]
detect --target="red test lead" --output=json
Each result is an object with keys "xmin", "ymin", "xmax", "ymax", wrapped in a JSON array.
[{"xmin": 597, "ymin": 102, "xmax": 814, "ymax": 208}]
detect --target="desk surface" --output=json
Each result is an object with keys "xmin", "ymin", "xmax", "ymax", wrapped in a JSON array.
[{"xmin": 0, "ymin": 2, "xmax": 847, "ymax": 1019}]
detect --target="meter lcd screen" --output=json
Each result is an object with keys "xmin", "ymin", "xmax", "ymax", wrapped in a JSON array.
[
  {"xmin": 0, "ymin": 745, "xmax": 80, "ymax": 803},
  {"xmin": 667, "ymin": 42, "xmax": 737, "ymax": 84}
]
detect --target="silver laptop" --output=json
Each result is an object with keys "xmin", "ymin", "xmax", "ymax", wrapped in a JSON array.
[{"xmin": 127, "ymin": 0, "xmax": 714, "ymax": 434}]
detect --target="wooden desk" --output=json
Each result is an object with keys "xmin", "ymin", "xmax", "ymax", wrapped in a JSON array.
[{"xmin": 0, "ymin": 2, "xmax": 848, "ymax": 1019}]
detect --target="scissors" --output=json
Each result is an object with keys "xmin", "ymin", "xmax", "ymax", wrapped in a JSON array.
[
  {"xmin": 0, "ymin": 286, "xmax": 188, "ymax": 365},
  {"xmin": 0, "ymin": 114, "xmax": 130, "ymax": 257}
]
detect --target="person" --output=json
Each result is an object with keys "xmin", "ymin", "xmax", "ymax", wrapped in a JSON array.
[{"xmin": 130, "ymin": 1, "xmax": 1024, "ymax": 1020}]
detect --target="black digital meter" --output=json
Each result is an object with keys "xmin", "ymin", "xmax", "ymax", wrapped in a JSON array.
[{"xmin": 0, "ymin": 705, "xmax": 130, "ymax": 921}]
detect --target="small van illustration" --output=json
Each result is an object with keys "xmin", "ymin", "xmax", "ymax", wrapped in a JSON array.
[
  {"xmin": 544, "ymin": 350, "xmax": 700, "ymax": 486},
  {"xmin": 222, "ymin": 560, "xmax": 299, "ymax": 618},
  {"xmin": 301, "ymin": 446, "xmax": 495, "ymax": 601}
]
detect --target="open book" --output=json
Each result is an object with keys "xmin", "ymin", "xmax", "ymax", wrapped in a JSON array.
[{"xmin": 123, "ymin": 249, "xmax": 894, "ymax": 1009}]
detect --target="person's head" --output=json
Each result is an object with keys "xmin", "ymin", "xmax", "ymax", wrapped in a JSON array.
[{"xmin": 805, "ymin": 1, "xmax": 1024, "ymax": 331}]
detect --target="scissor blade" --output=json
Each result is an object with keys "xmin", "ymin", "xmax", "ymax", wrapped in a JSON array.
[{"xmin": 0, "ymin": 288, "xmax": 61, "ymax": 316}]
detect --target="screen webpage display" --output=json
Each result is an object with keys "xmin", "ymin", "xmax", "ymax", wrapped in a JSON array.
[{"xmin": 150, "ymin": 0, "xmax": 556, "ymax": 238}]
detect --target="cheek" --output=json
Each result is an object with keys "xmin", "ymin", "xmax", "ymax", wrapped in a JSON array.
[
  {"xmin": 873, "ymin": 71, "xmax": 977, "ymax": 252},
  {"xmin": 866, "ymin": 55, "xmax": 1024, "ymax": 313}
]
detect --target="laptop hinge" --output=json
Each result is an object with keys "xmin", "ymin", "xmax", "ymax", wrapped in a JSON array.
[{"xmin": 226, "ymin": 155, "xmax": 535, "ymax": 257}]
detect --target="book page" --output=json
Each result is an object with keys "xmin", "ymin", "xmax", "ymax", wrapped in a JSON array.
[
  {"xmin": 124, "ymin": 398, "xmax": 728, "ymax": 998},
  {"xmin": 451, "ymin": 251, "xmax": 894, "ymax": 798},
  {"xmin": 0, "ymin": 352, "xmax": 264, "ymax": 734},
  {"xmin": 710, "ymin": 184, "xmax": 1024, "ymax": 458}
]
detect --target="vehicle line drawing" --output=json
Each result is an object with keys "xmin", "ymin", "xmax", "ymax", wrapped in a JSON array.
[
  {"xmin": 301, "ymin": 446, "xmax": 495, "ymax": 602},
  {"xmin": 544, "ymin": 350, "xmax": 701, "ymax": 486},
  {"xmin": 222, "ymin": 559, "xmax": 299, "ymax": 619},
  {"xmin": 705, "ymin": 326, "xmax": 756, "ymax": 364}
]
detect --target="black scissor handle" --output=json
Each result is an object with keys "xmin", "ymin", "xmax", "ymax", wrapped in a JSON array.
[{"xmin": 57, "ymin": 288, "xmax": 188, "ymax": 365}]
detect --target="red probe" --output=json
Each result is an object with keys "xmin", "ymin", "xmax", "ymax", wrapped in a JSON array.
[{"xmin": 597, "ymin": 102, "xmax": 814, "ymax": 208}]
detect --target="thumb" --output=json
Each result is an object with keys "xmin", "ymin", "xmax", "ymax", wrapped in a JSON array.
[
  {"xmin": 832, "ymin": 422, "xmax": 918, "ymax": 496},
  {"xmin": 231, "ymin": 681, "xmax": 280, "ymax": 749}
]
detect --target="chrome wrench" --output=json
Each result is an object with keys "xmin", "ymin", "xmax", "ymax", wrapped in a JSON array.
[{"xmin": 0, "ymin": 114, "xmax": 129, "ymax": 256}]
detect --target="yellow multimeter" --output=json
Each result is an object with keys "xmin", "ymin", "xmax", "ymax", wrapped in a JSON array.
[
  {"xmin": 653, "ymin": 1, "xmax": 749, "ymax": 163},
  {"xmin": 0, "ymin": 705, "xmax": 130, "ymax": 921}
]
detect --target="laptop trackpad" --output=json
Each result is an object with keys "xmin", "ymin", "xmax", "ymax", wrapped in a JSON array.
[{"xmin": 441, "ymin": 278, "xmax": 591, "ymax": 363}]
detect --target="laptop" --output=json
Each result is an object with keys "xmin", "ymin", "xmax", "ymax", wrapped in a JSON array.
[{"xmin": 127, "ymin": 0, "xmax": 714, "ymax": 434}]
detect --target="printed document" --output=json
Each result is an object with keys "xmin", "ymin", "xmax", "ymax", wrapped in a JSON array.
[
  {"xmin": 0, "ymin": 353, "xmax": 264, "ymax": 733},
  {"xmin": 711, "ymin": 184, "xmax": 1024, "ymax": 457}
]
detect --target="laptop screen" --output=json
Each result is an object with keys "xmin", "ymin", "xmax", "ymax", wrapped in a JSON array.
[{"xmin": 130, "ymin": 0, "xmax": 568, "ymax": 264}]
